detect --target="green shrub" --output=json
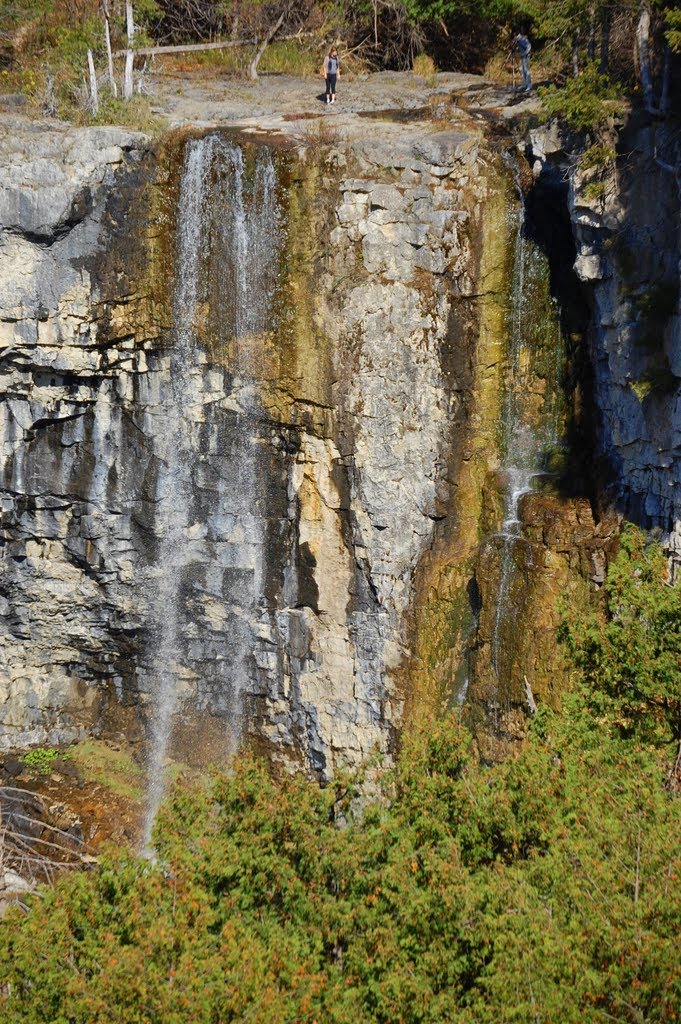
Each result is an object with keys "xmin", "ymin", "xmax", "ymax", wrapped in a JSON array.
[
  {"xmin": 579, "ymin": 142, "xmax": 616, "ymax": 171},
  {"xmin": 1, "ymin": 526, "xmax": 679, "ymax": 1024},
  {"xmin": 540, "ymin": 63, "xmax": 623, "ymax": 132},
  {"xmin": 412, "ymin": 53, "xmax": 437, "ymax": 83},
  {"xmin": 560, "ymin": 525, "xmax": 681, "ymax": 746},
  {"xmin": 21, "ymin": 747, "xmax": 62, "ymax": 775},
  {"xmin": 582, "ymin": 179, "xmax": 607, "ymax": 201}
]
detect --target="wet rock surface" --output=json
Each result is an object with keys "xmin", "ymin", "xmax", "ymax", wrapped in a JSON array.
[
  {"xmin": 0, "ymin": 106, "xmax": 502, "ymax": 778},
  {"xmin": 3, "ymin": 78, "xmax": 676, "ymax": 786},
  {"xmin": 469, "ymin": 495, "xmax": 621, "ymax": 761},
  {"xmin": 529, "ymin": 115, "xmax": 681, "ymax": 562}
]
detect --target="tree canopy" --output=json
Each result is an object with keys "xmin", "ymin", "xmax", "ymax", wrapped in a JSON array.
[{"xmin": 0, "ymin": 528, "xmax": 679, "ymax": 1023}]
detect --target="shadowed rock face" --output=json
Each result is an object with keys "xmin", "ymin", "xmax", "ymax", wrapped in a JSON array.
[
  {"xmin": 0, "ymin": 115, "xmax": 505, "ymax": 777},
  {"xmin": 530, "ymin": 116, "xmax": 681, "ymax": 565}
]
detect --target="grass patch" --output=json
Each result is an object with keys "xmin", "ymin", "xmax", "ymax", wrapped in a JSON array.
[
  {"xmin": 412, "ymin": 53, "xmax": 437, "ymax": 86},
  {"xmin": 160, "ymin": 38, "xmax": 320, "ymax": 79},
  {"xmin": 72, "ymin": 94, "xmax": 167, "ymax": 134},
  {"xmin": 291, "ymin": 116, "xmax": 342, "ymax": 151},
  {"xmin": 1, "ymin": 62, "xmax": 166, "ymax": 133},
  {"xmin": 22, "ymin": 748, "xmax": 62, "ymax": 776},
  {"xmin": 69, "ymin": 740, "xmax": 145, "ymax": 801}
]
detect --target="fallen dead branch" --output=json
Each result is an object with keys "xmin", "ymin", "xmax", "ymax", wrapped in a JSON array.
[{"xmin": 0, "ymin": 787, "xmax": 97, "ymax": 910}]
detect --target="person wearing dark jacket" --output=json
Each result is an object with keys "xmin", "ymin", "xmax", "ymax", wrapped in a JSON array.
[{"xmin": 323, "ymin": 47, "xmax": 340, "ymax": 104}]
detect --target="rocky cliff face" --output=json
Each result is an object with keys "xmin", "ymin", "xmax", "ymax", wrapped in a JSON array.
[
  {"xmin": 7, "ymin": 102, "xmax": 675, "ymax": 786},
  {"xmin": 0, "ymin": 118, "xmax": 158, "ymax": 749},
  {"xmin": 530, "ymin": 115, "xmax": 681, "ymax": 565},
  {"xmin": 0, "ymin": 113, "xmax": 512, "ymax": 779}
]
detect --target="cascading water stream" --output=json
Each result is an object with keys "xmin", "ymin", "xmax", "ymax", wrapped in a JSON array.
[
  {"xmin": 142, "ymin": 136, "xmax": 279, "ymax": 849},
  {"xmin": 488, "ymin": 162, "xmax": 565, "ymax": 698}
]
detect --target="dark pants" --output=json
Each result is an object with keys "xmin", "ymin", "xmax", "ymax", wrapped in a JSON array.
[
  {"xmin": 520, "ymin": 55, "xmax": 531, "ymax": 90},
  {"xmin": 326, "ymin": 74, "xmax": 337, "ymax": 98}
]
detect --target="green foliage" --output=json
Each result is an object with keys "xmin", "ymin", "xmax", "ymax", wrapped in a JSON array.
[
  {"xmin": 561, "ymin": 526, "xmax": 681, "ymax": 745},
  {"xmin": 81, "ymin": 93, "xmax": 168, "ymax": 133},
  {"xmin": 579, "ymin": 142, "xmax": 616, "ymax": 171},
  {"xmin": 664, "ymin": 5, "xmax": 681, "ymax": 53},
  {"xmin": 53, "ymin": 16, "xmax": 102, "ymax": 66},
  {"xmin": 1, "ymin": 534, "xmax": 680, "ymax": 1022},
  {"xmin": 399, "ymin": 0, "xmax": 476, "ymax": 21},
  {"xmin": 540, "ymin": 63, "xmax": 623, "ymax": 132},
  {"xmin": 21, "ymin": 747, "xmax": 62, "ymax": 775},
  {"xmin": 2, "ymin": 725, "xmax": 679, "ymax": 1022},
  {"xmin": 582, "ymin": 179, "xmax": 607, "ymax": 200}
]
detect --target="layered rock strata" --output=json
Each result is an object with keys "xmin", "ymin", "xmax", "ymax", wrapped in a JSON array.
[{"xmin": 0, "ymin": 114, "xmax": 507, "ymax": 775}]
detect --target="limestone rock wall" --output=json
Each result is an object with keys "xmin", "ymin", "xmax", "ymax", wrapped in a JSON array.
[
  {"xmin": 530, "ymin": 116, "xmax": 681, "ymax": 561},
  {"xmin": 0, "ymin": 118, "xmax": 157, "ymax": 749},
  {"xmin": 0, "ymin": 116, "xmax": 500, "ymax": 774}
]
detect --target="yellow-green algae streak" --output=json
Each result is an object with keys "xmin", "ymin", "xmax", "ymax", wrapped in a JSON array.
[{"xmin": 407, "ymin": 157, "xmax": 514, "ymax": 717}]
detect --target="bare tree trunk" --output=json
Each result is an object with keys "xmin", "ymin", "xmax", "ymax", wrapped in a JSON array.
[
  {"xmin": 137, "ymin": 58, "xmax": 148, "ymax": 94},
  {"xmin": 572, "ymin": 31, "xmax": 580, "ymax": 77},
  {"xmin": 87, "ymin": 49, "xmax": 99, "ymax": 114},
  {"xmin": 102, "ymin": 1, "xmax": 117, "ymax": 97},
  {"xmin": 373, "ymin": 0, "xmax": 378, "ymax": 47},
  {"xmin": 599, "ymin": 7, "xmax": 611, "ymax": 73},
  {"xmin": 636, "ymin": 3, "xmax": 654, "ymax": 112},
  {"xmin": 248, "ymin": 10, "xmax": 285, "ymax": 81},
  {"xmin": 588, "ymin": 5, "xmax": 596, "ymax": 61},
  {"xmin": 660, "ymin": 42, "xmax": 671, "ymax": 113},
  {"xmin": 124, "ymin": 0, "xmax": 135, "ymax": 100}
]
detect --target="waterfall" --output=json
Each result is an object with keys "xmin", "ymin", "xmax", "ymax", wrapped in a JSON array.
[
  {"xmin": 141, "ymin": 135, "xmax": 280, "ymax": 849},
  {"xmin": 488, "ymin": 168, "xmax": 565, "ymax": 703}
]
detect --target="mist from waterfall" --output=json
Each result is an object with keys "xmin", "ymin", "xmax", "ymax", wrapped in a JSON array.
[{"xmin": 142, "ymin": 135, "xmax": 279, "ymax": 849}]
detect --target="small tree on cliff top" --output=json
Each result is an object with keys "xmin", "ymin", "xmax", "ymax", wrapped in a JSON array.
[{"xmin": 218, "ymin": 0, "xmax": 322, "ymax": 78}]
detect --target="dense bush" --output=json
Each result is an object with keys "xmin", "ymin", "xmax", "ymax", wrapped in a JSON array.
[
  {"xmin": 561, "ymin": 525, "xmax": 681, "ymax": 747},
  {"xmin": 0, "ymin": 528, "xmax": 679, "ymax": 1022},
  {"xmin": 540, "ymin": 63, "xmax": 623, "ymax": 132}
]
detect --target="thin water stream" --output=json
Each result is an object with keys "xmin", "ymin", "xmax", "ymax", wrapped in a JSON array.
[
  {"xmin": 488, "ymin": 162, "xmax": 565, "ymax": 704},
  {"xmin": 142, "ymin": 135, "xmax": 279, "ymax": 848}
]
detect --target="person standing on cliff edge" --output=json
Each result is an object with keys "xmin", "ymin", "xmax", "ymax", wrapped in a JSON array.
[
  {"xmin": 512, "ymin": 32, "xmax": 532, "ymax": 92},
  {"xmin": 322, "ymin": 47, "xmax": 340, "ymax": 104}
]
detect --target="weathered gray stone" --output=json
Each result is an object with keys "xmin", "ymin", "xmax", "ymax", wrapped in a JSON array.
[
  {"xmin": 0, "ymin": 114, "xmax": 495, "ymax": 780},
  {"xmin": 530, "ymin": 117, "xmax": 681, "ymax": 565}
]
